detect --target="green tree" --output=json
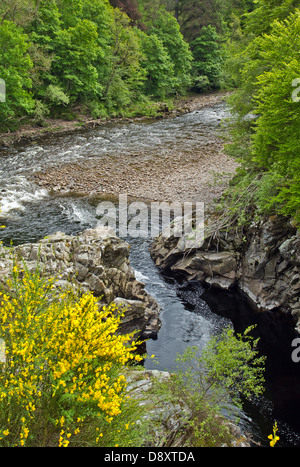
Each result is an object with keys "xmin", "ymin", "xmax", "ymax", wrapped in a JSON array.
[
  {"xmin": 0, "ymin": 21, "xmax": 34, "ymax": 129},
  {"xmin": 27, "ymin": 0, "xmax": 115, "ymax": 116},
  {"xmin": 226, "ymin": 9, "xmax": 300, "ymax": 225},
  {"xmin": 55, "ymin": 0, "xmax": 85, "ymax": 28},
  {"xmin": 0, "ymin": 0, "xmax": 40, "ymax": 27},
  {"xmin": 250, "ymin": 12, "xmax": 300, "ymax": 221},
  {"xmin": 154, "ymin": 326, "xmax": 265, "ymax": 446},
  {"xmin": 244, "ymin": 0, "xmax": 300, "ymax": 36},
  {"xmin": 25, "ymin": 0, "xmax": 62, "ymax": 115},
  {"xmin": 191, "ymin": 25, "xmax": 223, "ymax": 90},
  {"xmin": 101, "ymin": 9, "xmax": 146, "ymax": 112},
  {"xmin": 148, "ymin": 7, "xmax": 193, "ymax": 92},
  {"xmin": 177, "ymin": 0, "xmax": 221, "ymax": 42},
  {"xmin": 108, "ymin": 0, "xmax": 144, "ymax": 28},
  {"xmin": 27, "ymin": 0, "xmax": 62, "ymax": 45},
  {"xmin": 140, "ymin": 32, "xmax": 175, "ymax": 98}
]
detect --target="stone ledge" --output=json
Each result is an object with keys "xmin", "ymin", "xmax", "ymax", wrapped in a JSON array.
[{"xmin": 0, "ymin": 226, "xmax": 161, "ymax": 339}]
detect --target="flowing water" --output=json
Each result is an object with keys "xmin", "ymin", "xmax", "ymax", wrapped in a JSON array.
[{"xmin": 0, "ymin": 103, "xmax": 299, "ymax": 447}]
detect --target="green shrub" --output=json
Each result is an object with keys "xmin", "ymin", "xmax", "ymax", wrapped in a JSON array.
[
  {"xmin": 152, "ymin": 326, "xmax": 265, "ymax": 447},
  {"xmin": 225, "ymin": 9, "xmax": 300, "ymax": 226}
]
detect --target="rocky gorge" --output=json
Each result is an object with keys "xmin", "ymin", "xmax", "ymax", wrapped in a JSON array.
[
  {"xmin": 0, "ymin": 226, "xmax": 161, "ymax": 340},
  {"xmin": 150, "ymin": 212, "xmax": 300, "ymax": 334},
  {"xmin": 1, "ymin": 92, "xmax": 299, "ymax": 445},
  {"xmin": 0, "ymin": 225, "xmax": 251, "ymax": 447}
]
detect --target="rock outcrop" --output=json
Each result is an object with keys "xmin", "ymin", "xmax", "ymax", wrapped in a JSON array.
[
  {"xmin": 0, "ymin": 226, "xmax": 161, "ymax": 339},
  {"xmin": 150, "ymin": 214, "xmax": 300, "ymax": 332}
]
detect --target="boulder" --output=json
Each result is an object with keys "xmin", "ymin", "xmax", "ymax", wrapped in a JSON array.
[{"xmin": 0, "ymin": 226, "xmax": 161, "ymax": 339}]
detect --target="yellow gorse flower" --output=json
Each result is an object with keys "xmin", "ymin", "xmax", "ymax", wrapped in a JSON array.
[
  {"xmin": 0, "ymin": 261, "xmax": 143, "ymax": 447},
  {"xmin": 268, "ymin": 421, "xmax": 279, "ymax": 447}
]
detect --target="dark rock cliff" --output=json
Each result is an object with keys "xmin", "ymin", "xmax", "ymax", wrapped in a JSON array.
[{"xmin": 150, "ymin": 215, "xmax": 300, "ymax": 333}]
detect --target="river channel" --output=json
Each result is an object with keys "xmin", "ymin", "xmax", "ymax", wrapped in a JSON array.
[{"xmin": 0, "ymin": 102, "xmax": 299, "ymax": 447}]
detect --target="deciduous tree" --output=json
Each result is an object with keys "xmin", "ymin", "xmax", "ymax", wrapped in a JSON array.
[{"xmin": 0, "ymin": 21, "xmax": 34, "ymax": 127}]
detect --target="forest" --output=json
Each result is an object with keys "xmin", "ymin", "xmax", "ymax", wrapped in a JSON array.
[{"xmin": 0, "ymin": 0, "xmax": 299, "ymax": 224}]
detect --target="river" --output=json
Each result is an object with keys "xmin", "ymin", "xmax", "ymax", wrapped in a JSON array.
[{"xmin": 0, "ymin": 102, "xmax": 299, "ymax": 447}]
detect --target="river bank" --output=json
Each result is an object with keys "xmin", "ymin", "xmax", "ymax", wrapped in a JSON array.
[
  {"xmin": 29, "ymin": 91, "xmax": 238, "ymax": 205},
  {"xmin": 0, "ymin": 91, "xmax": 229, "ymax": 149}
]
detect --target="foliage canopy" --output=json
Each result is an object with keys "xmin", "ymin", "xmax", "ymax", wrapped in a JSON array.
[{"xmin": 225, "ymin": 6, "xmax": 300, "ymax": 225}]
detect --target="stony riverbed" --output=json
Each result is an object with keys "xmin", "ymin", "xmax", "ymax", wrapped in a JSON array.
[{"xmin": 30, "ymin": 92, "xmax": 239, "ymax": 205}]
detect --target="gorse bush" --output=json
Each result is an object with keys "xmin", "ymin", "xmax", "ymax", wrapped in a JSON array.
[{"xmin": 0, "ymin": 261, "xmax": 144, "ymax": 447}]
